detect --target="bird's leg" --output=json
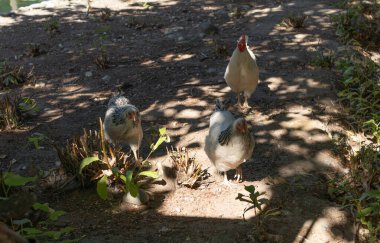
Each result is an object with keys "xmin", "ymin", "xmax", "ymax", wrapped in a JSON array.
[
  {"xmin": 235, "ymin": 166, "xmax": 243, "ymax": 183},
  {"xmin": 243, "ymin": 95, "xmax": 251, "ymax": 108},
  {"xmin": 222, "ymin": 172, "xmax": 235, "ymax": 188},
  {"xmin": 132, "ymin": 149, "xmax": 139, "ymax": 165}
]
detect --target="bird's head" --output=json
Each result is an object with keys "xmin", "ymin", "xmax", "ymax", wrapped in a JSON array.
[
  {"xmin": 235, "ymin": 118, "xmax": 249, "ymax": 134},
  {"xmin": 126, "ymin": 109, "xmax": 140, "ymax": 127},
  {"xmin": 237, "ymin": 33, "xmax": 247, "ymax": 52}
]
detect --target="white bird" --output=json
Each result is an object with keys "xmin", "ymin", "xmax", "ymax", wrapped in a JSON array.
[
  {"xmin": 224, "ymin": 33, "xmax": 259, "ymax": 108},
  {"xmin": 204, "ymin": 100, "xmax": 255, "ymax": 184},
  {"xmin": 103, "ymin": 95, "xmax": 143, "ymax": 161}
]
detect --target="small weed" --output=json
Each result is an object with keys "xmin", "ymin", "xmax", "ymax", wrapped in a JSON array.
[
  {"xmin": 332, "ymin": 1, "xmax": 380, "ymax": 47},
  {"xmin": 100, "ymin": 8, "xmax": 112, "ymax": 21},
  {"xmin": 167, "ymin": 147, "xmax": 208, "ymax": 188},
  {"xmin": 45, "ymin": 19, "xmax": 60, "ymax": 34},
  {"xmin": 228, "ymin": 6, "xmax": 245, "ymax": 19},
  {"xmin": 310, "ymin": 49, "xmax": 336, "ymax": 69},
  {"xmin": 94, "ymin": 52, "xmax": 110, "ymax": 70},
  {"xmin": 28, "ymin": 133, "xmax": 48, "ymax": 150},
  {"xmin": 236, "ymin": 185, "xmax": 271, "ymax": 220},
  {"xmin": 0, "ymin": 62, "xmax": 34, "ymax": 90},
  {"xmin": 0, "ymin": 96, "xmax": 38, "ymax": 130},
  {"xmin": 279, "ymin": 12, "xmax": 307, "ymax": 28},
  {"xmin": 24, "ymin": 43, "xmax": 46, "ymax": 57}
]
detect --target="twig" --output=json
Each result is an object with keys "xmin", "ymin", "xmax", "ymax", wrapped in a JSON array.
[{"xmin": 175, "ymin": 81, "xmax": 225, "ymax": 88}]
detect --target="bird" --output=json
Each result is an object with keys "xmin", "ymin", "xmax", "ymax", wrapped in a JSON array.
[
  {"xmin": 204, "ymin": 99, "xmax": 255, "ymax": 184},
  {"xmin": 103, "ymin": 94, "xmax": 143, "ymax": 162},
  {"xmin": 224, "ymin": 33, "xmax": 259, "ymax": 108}
]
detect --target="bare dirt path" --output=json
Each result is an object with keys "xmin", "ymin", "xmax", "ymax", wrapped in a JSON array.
[{"xmin": 0, "ymin": 0, "xmax": 356, "ymax": 242}]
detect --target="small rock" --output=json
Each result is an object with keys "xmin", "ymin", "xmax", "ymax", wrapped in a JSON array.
[
  {"xmin": 102, "ymin": 75, "xmax": 111, "ymax": 82},
  {"xmin": 20, "ymin": 165, "xmax": 27, "ymax": 170},
  {"xmin": 0, "ymin": 154, "xmax": 6, "ymax": 159},
  {"xmin": 35, "ymin": 82, "xmax": 46, "ymax": 88},
  {"xmin": 10, "ymin": 159, "xmax": 16, "ymax": 164},
  {"xmin": 85, "ymin": 71, "xmax": 93, "ymax": 78},
  {"xmin": 159, "ymin": 226, "xmax": 170, "ymax": 233},
  {"xmin": 58, "ymin": 43, "xmax": 63, "ymax": 48}
]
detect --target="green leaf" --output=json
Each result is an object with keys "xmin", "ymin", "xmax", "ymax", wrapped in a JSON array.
[
  {"xmin": 49, "ymin": 210, "xmax": 66, "ymax": 221},
  {"xmin": 152, "ymin": 136, "xmax": 166, "ymax": 151},
  {"xmin": 97, "ymin": 175, "xmax": 108, "ymax": 200},
  {"xmin": 3, "ymin": 172, "xmax": 36, "ymax": 187},
  {"xmin": 367, "ymin": 189, "xmax": 380, "ymax": 199},
  {"xmin": 159, "ymin": 127, "xmax": 166, "ymax": 136},
  {"xmin": 33, "ymin": 202, "xmax": 52, "ymax": 213},
  {"xmin": 120, "ymin": 174, "xmax": 126, "ymax": 183},
  {"xmin": 124, "ymin": 170, "xmax": 138, "ymax": 197},
  {"xmin": 244, "ymin": 185, "xmax": 256, "ymax": 194},
  {"xmin": 22, "ymin": 227, "xmax": 43, "ymax": 236},
  {"xmin": 138, "ymin": 170, "xmax": 159, "ymax": 179},
  {"xmin": 79, "ymin": 156, "xmax": 100, "ymax": 174},
  {"xmin": 358, "ymin": 207, "xmax": 373, "ymax": 217}
]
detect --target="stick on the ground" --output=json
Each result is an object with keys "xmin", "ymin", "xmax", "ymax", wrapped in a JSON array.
[{"xmin": 175, "ymin": 81, "xmax": 225, "ymax": 88}]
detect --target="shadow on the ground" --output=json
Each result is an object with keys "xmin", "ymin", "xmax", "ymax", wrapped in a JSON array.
[{"xmin": 0, "ymin": 0, "xmax": 355, "ymax": 241}]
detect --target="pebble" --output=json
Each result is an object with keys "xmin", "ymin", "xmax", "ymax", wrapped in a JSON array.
[
  {"xmin": 123, "ymin": 189, "xmax": 149, "ymax": 205},
  {"xmin": 85, "ymin": 71, "xmax": 93, "ymax": 77},
  {"xmin": 102, "ymin": 75, "xmax": 111, "ymax": 82}
]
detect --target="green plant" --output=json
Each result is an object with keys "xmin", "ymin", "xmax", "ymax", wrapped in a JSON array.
[
  {"xmin": 310, "ymin": 49, "xmax": 336, "ymax": 69},
  {"xmin": 0, "ymin": 172, "xmax": 36, "ymax": 198},
  {"xmin": 236, "ymin": 185, "xmax": 272, "ymax": 220},
  {"xmin": 28, "ymin": 133, "xmax": 48, "ymax": 150},
  {"xmin": 335, "ymin": 58, "xmax": 380, "ymax": 142},
  {"xmin": 332, "ymin": 1, "xmax": 380, "ymax": 47},
  {"xmin": 45, "ymin": 19, "xmax": 60, "ymax": 34},
  {"xmin": 357, "ymin": 189, "xmax": 380, "ymax": 242}
]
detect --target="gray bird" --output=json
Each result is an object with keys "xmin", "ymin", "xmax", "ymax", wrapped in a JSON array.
[
  {"xmin": 205, "ymin": 99, "xmax": 255, "ymax": 183},
  {"xmin": 103, "ymin": 95, "xmax": 143, "ymax": 161}
]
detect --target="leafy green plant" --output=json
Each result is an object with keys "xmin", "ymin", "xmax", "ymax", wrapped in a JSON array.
[
  {"xmin": 28, "ymin": 133, "xmax": 48, "ymax": 150},
  {"xmin": 357, "ymin": 189, "xmax": 380, "ymax": 242},
  {"xmin": 0, "ymin": 172, "xmax": 36, "ymax": 197},
  {"xmin": 236, "ymin": 185, "xmax": 271, "ymax": 220},
  {"xmin": 332, "ymin": 1, "xmax": 380, "ymax": 47},
  {"xmin": 335, "ymin": 57, "xmax": 380, "ymax": 142},
  {"xmin": 310, "ymin": 49, "xmax": 336, "ymax": 69},
  {"xmin": 45, "ymin": 19, "xmax": 60, "ymax": 34}
]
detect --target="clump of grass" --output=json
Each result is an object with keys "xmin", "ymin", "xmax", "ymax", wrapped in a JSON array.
[
  {"xmin": 24, "ymin": 43, "xmax": 46, "ymax": 57},
  {"xmin": 336, "ymin": 57, "xmax": 380, "ymax": 141},
  {"xmin": 328, "ymin": 143, "xmax": 380, "ymax": 242},
  {"xmin": 0, "ymin": 62, "xmax": 34, "ymax": 90},
  {"xmin": 332, "ymin": 1, "xmax": 380, "ymax": 47},
  {"xmin": 279, "ymin": 12, "xmax": 307, "ymax": 28},
  {"xmin": 0, "ymin": 96, "xmax": 38, "ymax": 130},
  {"xmin": 310, "ymin": 49, "xmax": 336, "ymax": 69},
  {"xmin": 45, "ymin": 19, "xmax": 60, "ymax": 34},
  {"xmin": 167, "ymin": 147, "xmax": 208, "ymax": 188},
  {"xmin": 94, "ymin": 53, "xmax": 110, "ymax": 70}
]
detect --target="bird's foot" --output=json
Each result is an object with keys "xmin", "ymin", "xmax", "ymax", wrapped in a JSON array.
[{"xmin": 234, "ymin": 166, "xmax": 243, "ymax": 183}]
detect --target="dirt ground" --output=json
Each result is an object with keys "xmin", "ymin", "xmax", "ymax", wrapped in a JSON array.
[{"xmin": 0, "ymin": 0, "xmax": 358, "ymax": 242}]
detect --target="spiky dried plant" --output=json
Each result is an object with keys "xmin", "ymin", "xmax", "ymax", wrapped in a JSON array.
[
  {"xmin": 0, "ymin": 62, "xmax": 35, "ymax": 90},
  {"xmin": 0, "ymin": 96, "xmax": 21, "ymax": 130},
  {"xmin": 167, "ymin": 147, "xmax": 208, "ymax": 188}
]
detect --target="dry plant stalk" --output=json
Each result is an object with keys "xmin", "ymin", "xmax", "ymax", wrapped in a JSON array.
[
  {"xmin": 95, "ymin": 53, "xmax": 110, "ymax": 70},
  {"xmin": 0, "ymin": 95, "xmax": 21, "ymax": 130},
  {"xmin": 55, "ymin": 128, "xmax": 131, "ymax": 184},
  {"xmin": 167, "ymin": 147, "xmax": 207, "ymax": 188},
  {"xmin": 0, "ymin": 63, "xmax": 34, "ymax": 90}
]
